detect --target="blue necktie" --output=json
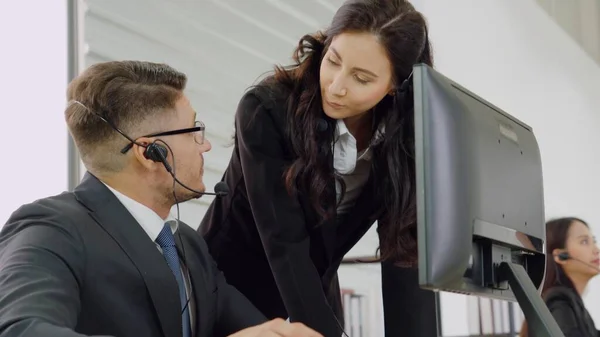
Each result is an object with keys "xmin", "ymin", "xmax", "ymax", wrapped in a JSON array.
[{"xmin": 156, "ymin": 224, "xmax": 192, "ymax": 337}]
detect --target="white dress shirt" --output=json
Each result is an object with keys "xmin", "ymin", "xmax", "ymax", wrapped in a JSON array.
[
  {"xmin": 333, "ymin": 119, "xmax": 385, "ymax": 214},
  {"xmin": 102, "ymin": 183, "xmax": 195, "ymax": 330}
]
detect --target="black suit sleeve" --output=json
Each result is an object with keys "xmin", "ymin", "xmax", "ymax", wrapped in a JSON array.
[
  {"xmin": 0, "ymin": 210, "xmax": 111, "ymax": 337},
  {"xmin": 235, "ymin": 92, "xmax": 342, "ymax": 336},
  {"xmin": 546, "ymin": 296, "xmax": 587, "ymax": 337}
]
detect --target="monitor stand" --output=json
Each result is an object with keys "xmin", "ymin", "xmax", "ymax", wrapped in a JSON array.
[{"xmin": 497, "ymin": 262, "xmax": 565, "ymax": 337}]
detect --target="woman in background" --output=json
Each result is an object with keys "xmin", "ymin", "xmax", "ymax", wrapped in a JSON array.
[
  {"xmin": 521, "ymin": 217, "xmax": 600, "ymax": 337},
  {"xmin": 199, "ymin": 0, "xmax": 434, "ymax": 335}
]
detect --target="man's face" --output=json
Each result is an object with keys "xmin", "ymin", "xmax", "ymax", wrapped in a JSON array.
[{"xmin": 157, "ymin": 95, "xmax": 211, "ymax": 203}]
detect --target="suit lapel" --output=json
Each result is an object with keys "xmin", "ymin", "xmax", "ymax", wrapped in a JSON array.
[
  {"xmin": 175, "ymin": 230, "xmax": 208, "ymax": 337},
  {"xmin": 74, "ymin": 173, "xmax": 182, "ymax": 337}
]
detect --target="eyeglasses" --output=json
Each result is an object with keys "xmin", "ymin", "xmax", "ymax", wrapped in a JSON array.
[{"xmin": 120, "ymin": 121, "xmax": 205, "ymax": 154}]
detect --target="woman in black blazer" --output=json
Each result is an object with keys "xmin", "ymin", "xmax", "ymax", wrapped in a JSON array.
[
  {"xmin": 521, "ymin": 217, "xmax": 600, "ymax": 337},
  {"xmin": 199, "ymin": 0, "xmax": 434, "ymax": 335}
]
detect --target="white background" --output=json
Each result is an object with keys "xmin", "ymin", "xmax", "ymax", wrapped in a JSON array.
[{"xmin": 0, "ymin": 1, "xmax": 68, "ymax": 224}]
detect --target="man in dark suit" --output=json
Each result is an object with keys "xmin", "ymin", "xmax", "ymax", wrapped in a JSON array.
[{"xmin": 0, "ymin": 61, "xmax": 321, "ymax": 337}]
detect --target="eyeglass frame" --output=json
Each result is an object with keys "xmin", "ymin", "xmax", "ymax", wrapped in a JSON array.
[
  {"xmin": 70, "ymin": 102, "xmax": 206, "ymax": 155},
  {"xmin": 120, "ymin": 120, "xmax": 205, "ymax": 154}
]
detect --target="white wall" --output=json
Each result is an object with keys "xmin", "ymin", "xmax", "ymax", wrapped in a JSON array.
[
  {"xmin": 0, "ymin": 1, "xmax": 68, "ymax": 224},
  {"xmin": 413, "ymin": 0, "xmax": 600, "ymax": 334}
]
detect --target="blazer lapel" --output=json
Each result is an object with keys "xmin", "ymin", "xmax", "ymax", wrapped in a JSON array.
[
  {"xmin": 74, "ymin": 173, "xmax": 182, "ymax": 337},
  {"xmin": 319, "ymin": 178, "xmax": 338, "ymax": 264},
  {"xmin": 174, "ymin": 230, "xmax": 208, "ymax": 337},
  {"xmin": 333, "ymin": 166, "xmax": 381, "ymax": 262}
]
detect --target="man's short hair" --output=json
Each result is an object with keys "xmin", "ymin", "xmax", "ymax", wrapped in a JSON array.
[{"xmin": 65, "ymin": 60, "xmax": 187, "ymax": 173}]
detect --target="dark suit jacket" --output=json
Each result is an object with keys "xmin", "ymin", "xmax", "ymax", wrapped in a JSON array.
[
  {"xmin": 0, "ymin": 173, "xmax": 265, "ymax": 337},
  {"xmin": 545, "ymin": 286, "xmax": 599, "ymax": 337},
  {"xmin": 199, "ymin": 82, "xmax": 436, "ymax": 336}
]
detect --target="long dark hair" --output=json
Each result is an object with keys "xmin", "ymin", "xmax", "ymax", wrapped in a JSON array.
[
  {"xmin": 520, "ymin": 217, "xmax": 589, "ymax": 336},
  {"xmin": 265, "ymin": 0, "xmax": 433, "ymax": 263}
]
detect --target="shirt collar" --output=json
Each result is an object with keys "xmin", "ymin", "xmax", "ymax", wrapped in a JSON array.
[
  {"xmin": 334, "ymin": 119, "xmax": 386, "ymax": 162},
  {"xmin": 102, "ymin": 182, "xmax": 178, "ymax": 242},
  {"xmin": 334, "ymin": 119, "xmax": 386, "ymax": 145},
  {"xmin": 335, "ymin": 119, "xmax": 351, "ymax": 139}
]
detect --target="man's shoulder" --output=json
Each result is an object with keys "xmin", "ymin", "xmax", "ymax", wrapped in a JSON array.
[
  {"xmin": 8, "ymin": 192, "xmax": 80, "ymax": 219},
  {"xmin": 3, "ymin": 192, "xmax": 84, "ymax": 236}
]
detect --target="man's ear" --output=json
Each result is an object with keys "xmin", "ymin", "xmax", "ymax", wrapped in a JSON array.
[{"xmin": 131, "ymin": 138, "xmax": 160, "ymax": 171}]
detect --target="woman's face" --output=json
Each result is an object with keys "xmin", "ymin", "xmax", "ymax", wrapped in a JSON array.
[
  {"xmin": 319, "ymin": 31, "xmax": 394, "ymax": 123},
  {"xmin": 556, "ymin": 220, "xmax": 600, "ymax": 278}
]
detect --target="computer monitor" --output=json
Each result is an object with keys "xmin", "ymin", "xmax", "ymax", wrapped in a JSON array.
[{"xmin": 413, "ymin": 64, "xmax": 563, "ymax": 336}]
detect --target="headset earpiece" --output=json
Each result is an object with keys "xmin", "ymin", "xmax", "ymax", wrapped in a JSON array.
[
  {"xmin": 557, "ymin": 252, "xmax": 570, "ymax": 261},
  {"xmin": 144, "ymin": 143, "xmax": 168, "ymax": 162},
  {"xmin": 144, "ymin": 142, "xmax": 172, "ymax": 173}
]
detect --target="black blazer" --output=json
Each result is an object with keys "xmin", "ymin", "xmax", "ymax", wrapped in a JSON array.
[
  {"xmin": 545, "ymin": 286, "xmax": 599, "ymax": 337},
  {"xmin": 199, "ymin": 83, "xmax": 395, "ymax": 336},
  {"xmin": 0, "ymin": 173, "xmax": 265, "ymax": 337}
]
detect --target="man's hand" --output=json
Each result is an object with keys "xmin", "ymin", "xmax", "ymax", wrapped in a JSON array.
[{"xmin": 228, "ymin": 318, "xmax": 323, "ymax": 337}]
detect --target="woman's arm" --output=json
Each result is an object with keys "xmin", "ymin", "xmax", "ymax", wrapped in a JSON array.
[{"xmin": 235, "ymin": 91, "xmax": 342, "ymax": 337}]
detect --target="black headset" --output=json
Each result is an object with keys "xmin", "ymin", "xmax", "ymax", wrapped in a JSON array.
[
  {"xmin": 555, "ymin": 251, "xmax": 600, "ymax": 272},
  {"xmin": 144, "ymin": 142, "xmax": 173, "ymax": 173},
  {"xmin": 70, "ymin": 101, "xmax": 229, "ymax": 197},
  {"xmin": 143, "ymin": 140, "xmax": 228, "ymax": 197},
  {"xmin": 557, "ymin": 252, "xmax": 570, "ymax": 261}
]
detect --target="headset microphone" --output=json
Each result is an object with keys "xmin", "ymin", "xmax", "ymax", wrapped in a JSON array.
[
  {"xmin": 203, "ymin": 182, "xmax": 230, "ymax": 197},
  {"xmin": 145, "ymin": 142, "xmax": 229, "ymax": 197},
  {"xmin": 316, "ymin": 118, "xmax": 329, "ymax": 132},
  {"xmin": 556, "ymin": 252, "xmax": 600, "ymax": 272}
]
